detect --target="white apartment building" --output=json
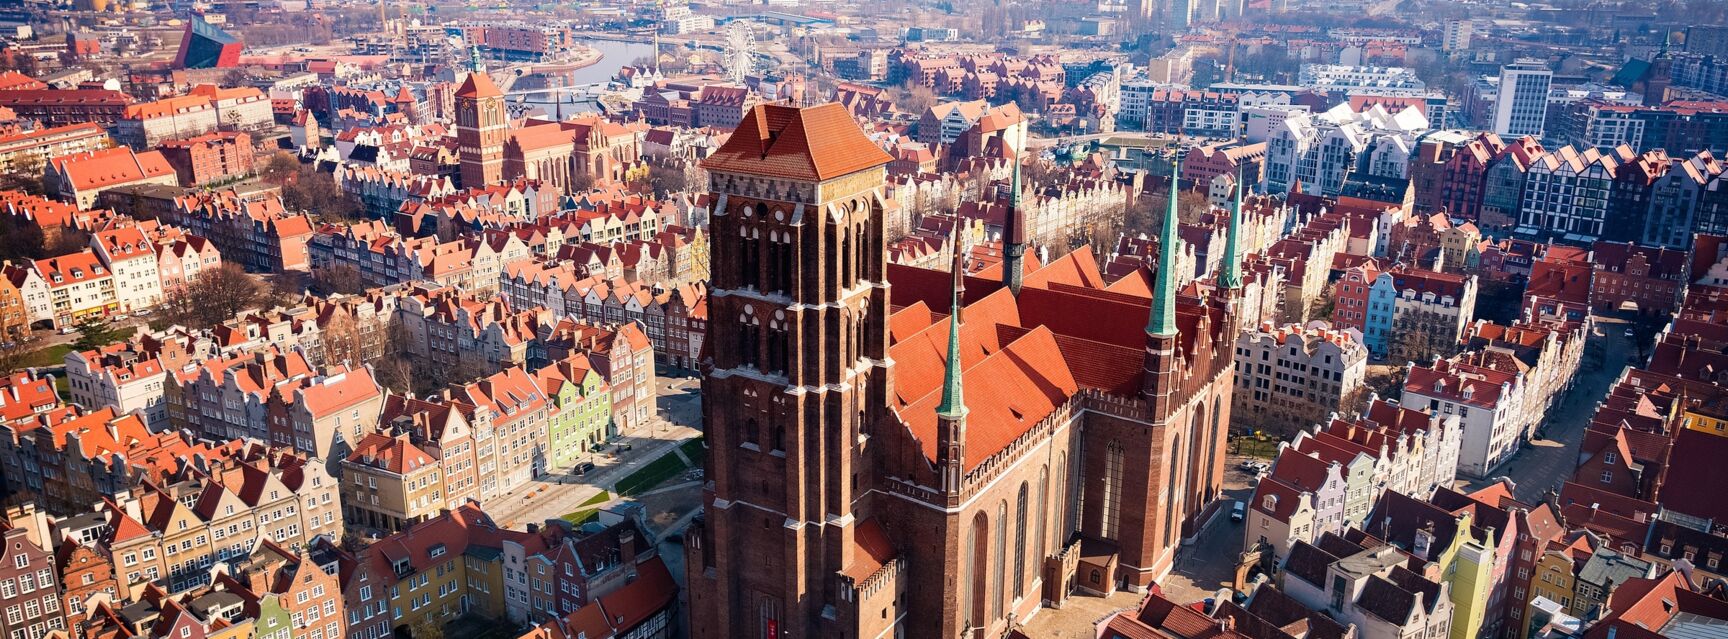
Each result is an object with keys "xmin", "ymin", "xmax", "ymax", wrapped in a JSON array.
[
  {"xmin": 1401, "ymin": 352, "xmax": 1537, "ymax": 479},
  {"xmin": 1263, "ymin": 103, "xmax": 1429, "ymax": 195},
  {"xmin": 64, "ymin": 349, "xmax": 170, "ymax": 427},
  {"xmin": 1243, "ymin": 104, "xmax": 1310, "ymax": 142},
  {"xmin": 1443, "ymin": 21, "xmax": 1473, "ymax": 52},
  {"xmin": 33, "ymin": 251, "xmax": 117, "ymax": 326},
  {"xmin": 1492, "ymin": 60, "xmax": 1553, "ymax": 138},
  {"xmin": 1297, "ymin": 64, "xmax": 1426, "ymax": 92},
  {"xmin": 91, "ymin": 227, "xmax": 163, "ymax": 313},
  {"xmin": 1232, "ymin": 323, "xmax": 1368, "ymax": 436}
]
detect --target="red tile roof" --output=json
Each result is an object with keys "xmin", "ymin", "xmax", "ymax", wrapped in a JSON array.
[
  {"xmin": 701, "ymin": 103, "xmax": 892, "ymax": 181},
  {"xmin": 455, "ymin": 72, "xmax": 502, "ymax": 99},
  {"xmin": 346, "ymin": 433, "xmax": 436, "ymax": 474}
]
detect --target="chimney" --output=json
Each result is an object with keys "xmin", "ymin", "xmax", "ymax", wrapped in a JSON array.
[{"xmin": 619, "ymin": 526, "xmax": 638, "ymax": 562}]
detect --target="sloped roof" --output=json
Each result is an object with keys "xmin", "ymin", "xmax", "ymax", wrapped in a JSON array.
[
  {"xmin": 701, "ymin": 103, "xmax": 892, "ymax": 181},
  {"xmin": 455, "ymin": 72, "xmax": 502, "ymax": 99}
]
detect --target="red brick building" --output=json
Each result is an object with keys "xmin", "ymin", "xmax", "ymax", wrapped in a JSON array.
[
  {"xmin": 1524, "ymin": 245, "xmax": 1594, "ymax": 323},
  {"xmin": 1589, "ymin": 240, "xmax": 1687, "ymax": 316},
  {"xmin": 455, "ymin": 72, "xmax": 507, "ymax": 189},
  {"xmin": 159, "ymin": 131, "xmax": 255, "ymax": 187},
  {"xmin": 55, "ymin": 540, "xmax": 116, "ymax": 633},
  {"xmin": 0, "ymin": 89, "xmax": 133, "ymax": 127},
  {"xmin": 684, "ymin": 103, "xmax": 1240, "ymax": 638},
  {"xmin": 1409, "ymin": 131, "xmax": 1505, "ymax": 222}
]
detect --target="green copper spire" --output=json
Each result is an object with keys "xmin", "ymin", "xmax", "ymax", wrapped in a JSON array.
[
  {"xmin": 1147, "ymin": 151, "xmax": 1182, "ymax": 336},
  {"xmin": 1218, "ymin": 165, "xmax": 1245, "ymax": 290},
  {"xmin": 937, "ymin": 242, "xmax": 968, "ymax": 421},
  {"xmin": 1004, "ymin": 155, "xmax": 1026, "ymax": 295}
]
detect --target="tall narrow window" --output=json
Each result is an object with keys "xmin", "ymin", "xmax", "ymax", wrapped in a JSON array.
[
  {"xmin": 1102, "ymin": 442, "xmax": 1125, "ymax": 539},
  {"xmin": 1163, "ymin": 436, "xmax": 1181, "ymax": 548},
  {"xmin": 967, "ymin": 513, "xmax": 987, "ymax": 629},
  {"xmin": 1014, "ymin": 483, "xmax": 1029, "ymax": 598},
  {"xmin": 739, "ymin": 226, "xmax": 759, "ymax": 290},
  {"xmin": 993, "ymin": 500, "xmax": 1007, "ymax": 621},
  {"xmin": 1036, "ymin": 466, "xmax": 1049, "ymax": 558}
]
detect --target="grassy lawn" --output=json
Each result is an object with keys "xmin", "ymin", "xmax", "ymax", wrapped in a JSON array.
[
  {"xmin": 678, "ymin": 437, "xmax": 706, "ymax": 467},
  {"xmin": 561, "ymin": 509, "xmax": 600, "ymax": 526},
  {"xmin": 614, "ymin": 450, "xmax": 690, "ymax": 497},
  {"xmin": 559, "ymin": 491, "xmax": 613, "ymax": 526},
  {"xmin": 20, "ymin": 343, "xmax": 70, "ymax": 370}
]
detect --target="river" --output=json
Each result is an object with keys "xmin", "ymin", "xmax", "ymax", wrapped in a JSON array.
[{"xmin": 512, "ymin": 38, "xmax": 656, "ymax": 111}]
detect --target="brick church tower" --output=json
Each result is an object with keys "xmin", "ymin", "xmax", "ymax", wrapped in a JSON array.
[
  {"xmin": 687, "ymin": 104, "xmax": 1241, "ymax": 639},
  {"xmin": 684, "ymin": 103, "xmax": 896, "ymax": 638},
  {"xmin": 454, "ymin": 71, "xmax": 506, "ymax": 189}
]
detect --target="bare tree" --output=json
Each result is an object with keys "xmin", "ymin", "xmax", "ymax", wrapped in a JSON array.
[
  {"xmin": 888, "ymin": 81, "xmax": 938, "ymax": 117},
  {"xmin": 311, "ymin": 264, "xmax": 365, "ymax": 296},
  {"xmin": 1391, "ymin": 310, "xmax": 1459, "ymax": 364},
  {"xmin": 159, "ymin": 264, "xmax": 265, "ymax": 331},
  {"xmin": 0, "ymin": 343, "xmax": 28, "ymax": 375},
  {"xmin": 321, "ymin": 312, "xmax": 366, "ymax": 368}
]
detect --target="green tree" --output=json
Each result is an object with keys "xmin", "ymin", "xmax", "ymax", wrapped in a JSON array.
[{"xmin": 71, "ymin": 315, "xmax": 122, "ymax": 352}]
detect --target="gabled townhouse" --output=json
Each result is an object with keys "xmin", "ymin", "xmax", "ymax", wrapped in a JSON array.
[
  {"xmin": 534, "ymin": 321, "xmax": 655, "ymax": 435},
  {"xmin": 393, "ymin": 287, "xmax": 548, "ymax": 378},
  {"xmin": 341, "ymin": 433, "xmax": 444, "ymax": 534},
  {"xmin": 1402, "ymin": 353, "xmax": 1532, "ymax": 479},
  {"xmin": 151, "ymin": 234, "xmax": 224, "ymax": 294},
  {"xmin": 91, "ymin": 227, "xmax": 165, "ymax": 313},
  {"xmin": 441, "ymin": 367, "xmax": 550, "ymax": 500},
  {"xmin": 0, "ymin": 523, "xmax": 67, "ymax": 639},
  {"xmin": 163, "ymin": 191, "xmax": 314, "ymax": 273},
  {"xmin": 1364, "ymin": 491, "xmax": 1498, "ymax": 639},
  {"xmin": 1345, "ymin": 265, "xmax": 1476, "ymax": 361},
  {"xmin": 33, "ymin": 251, "xmax": 119, "ymax": 327},
  {"xmin": 1280, "ymin": 531, "xmax": 1454, "ymax": 639},
  {"xmin": 167, "ymin": 348, "xmax": 317, "ymax": 446},
  {"xmin": 532, "ymin": 354, "xmax": 612, "ymax": 470},
  {"xmin": 263, "ymin": 364, "xmax": 385, "ymax": 463},
  {"xmin": 63, "ymin": 342, "xmax": 181, "ymax": 428},
  {"xmin": 206, "ymin": 540, "xmax": 347, "ymax": 639},
  {"xmin": 375, "ymin": 395, "xmax": 479, "ymax": 511},
  {"xmin": 1246, "ymin": 446, "xmax": 1347, "ymax": 561},
  {"xmin": 55, "ymin": 537, "xmax": 118, "ymax": 634}
]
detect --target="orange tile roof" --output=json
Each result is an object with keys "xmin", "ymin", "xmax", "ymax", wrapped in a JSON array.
[
  {"xmin": 455, "ymin": 71, "xmax": 502, "ymax": 99},
  {"xmin": 121, "ymin": 95, "xmax": 212, "ymax": 120},
  {"xmin": 52, "ymin": 147, "xmax": 174, "ymax": 192},
  {"xmin": 701, "ymin": 103, "xmax": 893, "ymax": 182}
]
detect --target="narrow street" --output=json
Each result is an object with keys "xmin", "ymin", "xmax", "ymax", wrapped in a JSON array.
[{"xmin": 1466, "ymin": 315, "xmax": 1635, "ymax": 503}]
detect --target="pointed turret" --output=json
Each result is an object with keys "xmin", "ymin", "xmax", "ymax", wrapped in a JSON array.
[
  {"xmin": 1218, "ymin": 165, "xmax": 1245, "ymax": 290},
  {"xmin": 1003, "ymin": 156, "xmax": 1027, "ymax": 295},
  {"xmin": 1146, "ymin": 152, "xmax": 1182, "ymax": 337},
  {"xmin": 937, "ymin": 238, "xmax": 968, "ymax": 421},
  {"xmin": 936, "ymin": 232, "xmax": 968, "ymax": 502}
]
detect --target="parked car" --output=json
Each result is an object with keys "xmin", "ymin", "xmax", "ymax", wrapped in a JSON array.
[
  {"xmin": 1230, "ymin": 501, "xmax": 1246, "ymax": 523},
  {"xmin": 574, "ymin": 461, "xmax": 596, "ymax": 476}
]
